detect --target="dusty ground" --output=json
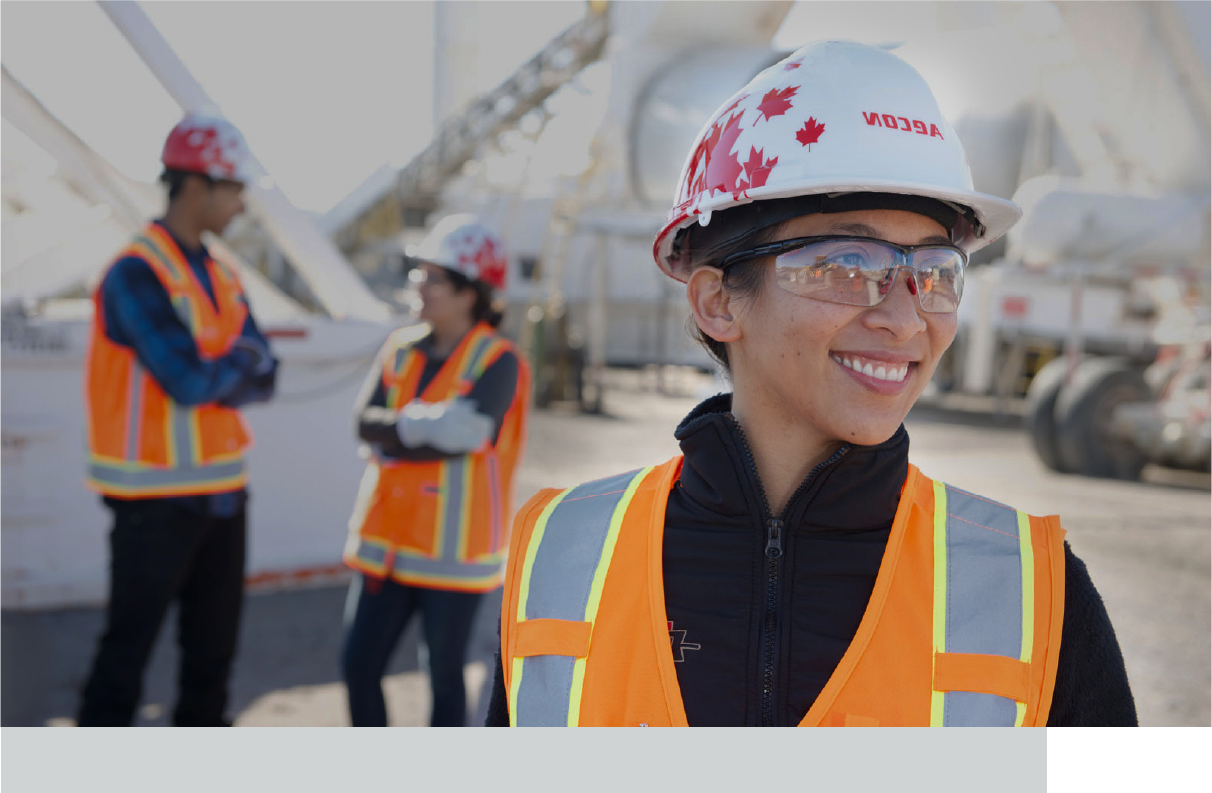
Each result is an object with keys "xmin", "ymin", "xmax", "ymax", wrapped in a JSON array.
[{"xmin": 4, "ymin": 368, "xmax": 1208, "ymax": 727}]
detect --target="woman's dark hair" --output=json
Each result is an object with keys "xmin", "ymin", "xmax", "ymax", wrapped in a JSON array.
[
  {"xmin": 445, "ymin": 268, "xmax": 505, "ymax": 328},
  {"xmin": 679, "ymin": 203, "xmax": 784, "ymax": 373},
  {"xmin": 159, "ymin": 168, "xmax": 214, "ymax": 203}
]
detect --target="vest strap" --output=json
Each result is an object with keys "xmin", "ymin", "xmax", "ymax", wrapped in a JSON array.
[
  {"xmin": 510, "ymin": 466, "xmax": 654, "ymax": 727},
  {"xmin": 931, "ymin": 481, "xmax": 1035, "ymax": 726}
]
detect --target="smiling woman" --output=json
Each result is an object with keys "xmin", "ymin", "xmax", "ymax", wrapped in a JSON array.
[{"xmin": 486, "ymin": 39, "xmax": 1138, "ymax": 728}]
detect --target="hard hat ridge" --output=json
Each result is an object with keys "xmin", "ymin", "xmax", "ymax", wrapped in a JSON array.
[{"xmin": 652, "ymin": 40, "xmax": 1022, "ymax": 281}]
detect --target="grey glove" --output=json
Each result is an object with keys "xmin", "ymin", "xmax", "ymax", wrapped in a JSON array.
[{"xmin": 396, "ymin": 397, "xmax": 493, "ymax": 453}]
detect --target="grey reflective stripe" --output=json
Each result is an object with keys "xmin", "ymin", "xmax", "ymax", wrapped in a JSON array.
[
  {"xmin": 515, "ymin": 469, "xmax": 645, "ymax": 727},
  {"xmin": 524, "ymin": 470, "xmax": 640, "ymax": 621},
  {"xmin": 942, "ymin": 484, "xmax": 1025, "ymax": 727},
  {"xmin": 486, "ymin": 453, "xmax": 501, "ymax": 553},
  {"xmin": 439, "ymin": 457, "xmax": 468, "ymax": 561},
  {"xmin": 393, "ymin": 346, "xmax": 408, "ymax": 373},
  {"xmin": 351, "ymin": 540, "xmax": 389, "ymax": 567},
  {"xmin": 392, "ymin": 552, "xmax": 503, "ymax": 583},
  {"xmin": 89, "ymin": 458, "xmax": 246, "ymax": 490},
  {"xmin": 125, "ymin": 362, "xmax": 144, "ymax": 459},
  {"xmin": 170, "ymin": 402, "xmax": 195, "ymax": 466}
]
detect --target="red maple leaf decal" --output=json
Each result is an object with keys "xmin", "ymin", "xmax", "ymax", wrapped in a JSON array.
[
  {"xmin": 784, "ymin": 59, "xmax": 803, "ymax": 71},
  {"xmin": 702, "ymin": 112, "xmax": 746, "ymax": 195},
  {"xmin": 717, "ymin": 92, "xmax": 749, "ymax": 120},
  {"xmin": 796, "ymin": 117, "xmax": 826, "ymax": 150},
  {"xmin": 741, "ymin": 147, "xmax": 778, "ymax": 189},
  {"xmin": 755, "ymin": 86, "xmax": 798, "ymax": 123}
]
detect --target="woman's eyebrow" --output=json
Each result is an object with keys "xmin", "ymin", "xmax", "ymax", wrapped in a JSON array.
[{"xmin": 823, "ymin": 222, "xmax": 952, "ymax": 246}]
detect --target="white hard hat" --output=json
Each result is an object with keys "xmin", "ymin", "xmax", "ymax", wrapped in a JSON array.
[
  {"xmin": 653, "ymin": 40, "xmax": 1022, "ymax": 281},
  {"xmin": 415, "ymin": 214, "xmax": 508, "ymax": 291}
]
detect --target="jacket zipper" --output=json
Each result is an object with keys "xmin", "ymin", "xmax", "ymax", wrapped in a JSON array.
[
  {"xmin": 728, "ymin": 415, "xmax": 850, "ymax": 726},
  {"xmin": 762, "ymin": 516, "xmax": 783, "ymax": 727}
]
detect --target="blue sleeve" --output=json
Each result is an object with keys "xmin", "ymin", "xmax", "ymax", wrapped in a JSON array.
[
  {"xmin": 217, "ymin": 302, "xmax": 279, "ymax": 408},
  {"xmin": 100, "ymin": 256, "xmax": 255, "ymax": 406}
]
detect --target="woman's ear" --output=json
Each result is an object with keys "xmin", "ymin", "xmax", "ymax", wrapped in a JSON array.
[{"xmin": 686, "ymin": 267, "xmax": 744, "ymax": 344}]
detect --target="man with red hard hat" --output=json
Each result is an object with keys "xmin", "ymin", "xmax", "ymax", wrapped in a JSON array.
[{"xmin": 77, "ymin": 113, "xmax": 277, "ymax": 726}]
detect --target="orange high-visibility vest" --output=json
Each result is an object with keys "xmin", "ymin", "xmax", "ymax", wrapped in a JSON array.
[
  {"xmin": 85, "ymin": 223, "xmax": 252, "ymax": 499},
  {"xmin": 502, "ymin": 457, "xmax": 1066, "ymax": 726},
  {"xmin": 344, "ymin": 322, "xmax": 531, "ymax": 593}
]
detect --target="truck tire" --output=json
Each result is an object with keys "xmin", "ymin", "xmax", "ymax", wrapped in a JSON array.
[
  {"xmin": 1053, "ymin": 357, "xmax": 1151, "ymax": 480},
  {"xmin": 1024, "ymin": 356, "xmax": 1072, "ymax": 473}
]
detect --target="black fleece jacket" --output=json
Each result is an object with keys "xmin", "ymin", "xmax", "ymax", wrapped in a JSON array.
[{"xmin": 486, "ymin": 394, "xmax": 1138, "ymax": 726}]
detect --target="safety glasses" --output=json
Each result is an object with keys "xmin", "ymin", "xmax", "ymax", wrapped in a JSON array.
[{"xmin": 721, "ymin": 235, "xmax": 967, "ymax": 313}]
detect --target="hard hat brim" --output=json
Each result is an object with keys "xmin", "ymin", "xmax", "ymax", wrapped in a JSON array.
[{"xmin": 654, "ymin": 179, "xmax": 1022, "ymax": 282}]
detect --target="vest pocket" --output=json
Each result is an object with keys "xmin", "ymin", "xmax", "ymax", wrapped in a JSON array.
[
  {"xmin": 933, "ymin": 652, "xmax": 1031, "ymax": 703},
  {"xmin": 824, "ymin": 713, "xmax": 881, "ymax": 727},
  {"xmin": 514, "ymin": 618, "xmax": 593, "ymax": 658}
]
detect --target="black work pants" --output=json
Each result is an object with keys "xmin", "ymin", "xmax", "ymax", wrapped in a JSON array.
[
  {"xmin": 77, "ymin": 498, "xmax": 246, "ymax": 726},
  {"xmin": 341, "ymin": 574, "xmax": 483, "ymax": 727}
]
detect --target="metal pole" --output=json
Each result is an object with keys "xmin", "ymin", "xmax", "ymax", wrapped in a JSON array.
[
  {"xmin": 585, "ymin": 231, "xmax": 609, "ymax": 413},
  {"xmin": 97, "ymin": 0, "xmax": 392, "ymax": 322}
]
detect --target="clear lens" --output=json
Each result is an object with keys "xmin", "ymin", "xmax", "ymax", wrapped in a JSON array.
[
  {"xmin": 774, "ymin": 239, "xmax": 963, "ymax": 313},
  {"xmin": 775, "ymin": 239, "xmax": 896, "ymax": 306},
  {"xmin": 909, "ymin": 248, "xmax": 964, "ymax": 312}
]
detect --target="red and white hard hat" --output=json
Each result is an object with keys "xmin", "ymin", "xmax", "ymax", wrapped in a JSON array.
[
  {"xmin": 653, "ymin": 40, "xmax": 1022, "ymax": 281},
  {"xmin": 416, "ymin": 214, "xmax": 508, "ymax": 291},
  {"xmin": 161, "ymin": 113, "xmax": 254, "ymax": 183}
]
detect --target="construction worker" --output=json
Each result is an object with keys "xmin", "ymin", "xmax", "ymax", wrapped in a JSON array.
[
  {"xmin": 487, "ymin": 41, "xmax": 1137, "ymax": 726},
  {"xmin": 77, "ymin": 113, "xmax": 277, "ymax": 727},
  {"xmin": 342, "ymin": 215, "xmax": 531, "ymax": 727}
]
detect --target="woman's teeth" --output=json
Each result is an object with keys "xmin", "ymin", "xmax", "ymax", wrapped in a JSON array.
[{"xmin": 831, "ymin": 355, "xmax": 910, "ymax": 383}]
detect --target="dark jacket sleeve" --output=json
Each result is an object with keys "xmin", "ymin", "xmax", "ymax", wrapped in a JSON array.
[
  {"xmin": 101, "ymin": 256, "xmax": 255, "ymax": 406},
  {"xmin": 486, "ymin": 621, "xmax": 510, "ymax": 726},
  {"xmin": 1046, "ymin": 542, "xmax": 1138, "ymax": 726},
  {"xmin": 355, "ymin": 349, "xmax": 520, "ymax": 462}
]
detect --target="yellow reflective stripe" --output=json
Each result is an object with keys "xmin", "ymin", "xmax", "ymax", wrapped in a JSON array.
[
  {"xmin": 930, "ymin": 478, "xmax": 948, "ymax": 728},
  {"xmin": 510, "ymin": 487, "xmax": 573, "ymax": 727},
  {"xmin": 469, "ymin": 339, "xmax": 508, "ymax": 380},
  {"xmin": 566, "ymin": 465, "xmax": 654, "ymax": 727},
  {"xmin": 189, "ymin": 410, "xmax": 204, "ymax": 467},
  {"xmin": 432, "ymin": 461, "xmax": 450, "ymax": 559},
  {"xmin": 508, "ymin": 656, "xmax": 524, "ymax": 728},
  {"xmin": 1015, "ymin": 509, "xmax": 1034, "ymax": 727},
  {"xmin": 131, "ymin": 238, "xmax": 186, "ymax": 286},
  {"xmin": 455, "ymin": 455, "xmax": 476, "ymax": 560},
  {"xmin": 164, "ymin": 404, "xmax": 178, "ymax": 468}
]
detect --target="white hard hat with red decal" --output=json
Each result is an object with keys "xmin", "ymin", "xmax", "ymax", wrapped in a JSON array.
[
  {"xmin": 161, "ymin": 113, "xmax": 254, "ymax": 183},
  {"xmin": 653, "ymin": 40, "xmax": 1022, "ymax": 281},
  {"xmin": 416, "ymin": 214, "xmax": 509, "ymax": 292}
]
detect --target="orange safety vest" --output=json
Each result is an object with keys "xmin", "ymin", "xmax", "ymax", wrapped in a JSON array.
[
  {"xmin": 85, "ymin": 223, "xmax": 252, "ymax": 499},
  {"xmin": 502, "ymin": 457, "xmax": 1066, "ymax": 726},
  {"xmin": 344, "ymin": 322, "xmax": 531, "ymax": 592}
]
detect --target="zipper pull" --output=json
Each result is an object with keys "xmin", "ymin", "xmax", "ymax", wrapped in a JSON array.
[{"xmin": 765, "ymin": 518, "xmax": 784, "ymax": 559}]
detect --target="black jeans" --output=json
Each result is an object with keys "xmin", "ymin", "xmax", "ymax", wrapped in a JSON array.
[
  {"xmin": 77, "ymin": 498, "xmax": 246, "ymax": 726},
  {"xmin": 341, "ymin": 574, "xmax": 483, "ymax": 727}
]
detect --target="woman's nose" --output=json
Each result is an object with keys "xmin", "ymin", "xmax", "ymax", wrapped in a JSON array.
[{"xmin": 864, "ymin": 271, "xmax": 927, "ymax": 339}]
